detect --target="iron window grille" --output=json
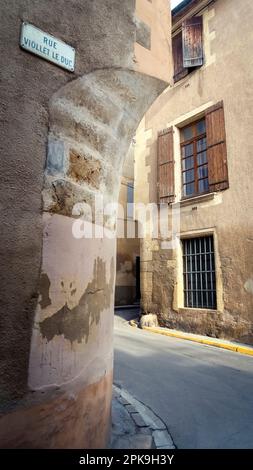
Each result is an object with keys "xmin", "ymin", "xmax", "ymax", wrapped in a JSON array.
[{"xmin": 182, "ymin": 235, "xmax": 217, "ymax": 309}]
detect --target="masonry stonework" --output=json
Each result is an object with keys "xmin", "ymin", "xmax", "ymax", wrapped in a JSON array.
[{"xmin": 135, "ymin": 0, "xmax": 253, "ymax": 344}]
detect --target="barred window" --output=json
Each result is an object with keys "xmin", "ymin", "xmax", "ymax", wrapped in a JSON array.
[{"xmin": 182, "ymin": 235, "xmax": 217, "ymax": 309}]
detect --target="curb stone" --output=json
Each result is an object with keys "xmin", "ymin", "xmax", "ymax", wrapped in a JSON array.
[
  {"xmin": 111, "ymin": 385, "xmax": 175, "ymax": 450},
  {"xmin": 130, "ymin": 321, "xmax": 253, "ymax": 357},
  {"xmin": 129, "ymin": 319, "xmax": 138, "ymax": 328}
]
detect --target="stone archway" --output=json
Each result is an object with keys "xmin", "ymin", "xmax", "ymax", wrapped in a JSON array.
[
  {"xmin": 28, "ymin": 69, "xmax": 167, "ymax": 448},
  {"xmin": 0, "ymin": 0, "xmax": 171, "ymax": 448}
]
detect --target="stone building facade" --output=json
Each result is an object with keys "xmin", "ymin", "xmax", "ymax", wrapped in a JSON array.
[
  {"xmin": 0, "ymin": 0, "xmax": 171, "ymax": 448},
  {"xmin": 115, "ymin": 144, "xmax": 140, "ymax": 306},
  {"xmin": 135, "ymin": 0, "xmax": 253, "ymax": 344}
]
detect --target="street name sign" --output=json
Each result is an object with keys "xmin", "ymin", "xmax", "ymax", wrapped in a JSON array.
[{"xmin": 20, "ymin": 22, "xmax": 75, "ymax": 72}]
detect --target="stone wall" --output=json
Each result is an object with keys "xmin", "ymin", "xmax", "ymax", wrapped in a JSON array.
[
  {"xmin": 135, "ymin": 0, "xmax": 253, "ymax": 344},
  {"xmin": 115, "ymin": 145, "xmax": 140, "ymax": 306}
]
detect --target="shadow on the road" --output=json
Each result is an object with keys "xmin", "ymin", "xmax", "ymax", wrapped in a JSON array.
[
  {"xmin": 113, "ymin": 323, "xmax": 253, "ymax": 449},
  {"xmin": 114, "ymin": 307, "xmax": 140, "ymax": 323}
]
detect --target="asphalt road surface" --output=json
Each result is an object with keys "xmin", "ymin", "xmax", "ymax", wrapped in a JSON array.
[{"xmin": 113, "ymin": 309, "xmax": 253, "ymax": 449}]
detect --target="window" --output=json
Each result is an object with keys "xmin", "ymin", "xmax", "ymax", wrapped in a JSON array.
[
  {"xmin": 172, "ymin": 16, "xmax": 203, "ymax": 83},
  {"xmin": 181, "ymin": 118, "xmax": 209, "ymax": 198},
  {"xmin": 157, "ymin": 101, "xmax": 229, "ymax": 205},
  {"xmin": 127, "ymin": 183, "xmax": 134, "ymax": 218},
  {"xmin": 182, "ymin": 235, "xmax": 217, "ymax": 310}
]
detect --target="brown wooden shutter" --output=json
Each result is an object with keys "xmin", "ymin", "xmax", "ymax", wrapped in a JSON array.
[
  {"xmin": 205, "ymin": 101, "xmax": 229, "ymax": 192},
  {"xmin": 182, "ymin": 16, "xmax": 203, "ymax": 68},
  {"xmin": 157, "ymin": 127, "xmax": 175, "ymax": 204},
  {"xmin": 172, "ymin": 33, "xmax": 188, "ymax": 83}
]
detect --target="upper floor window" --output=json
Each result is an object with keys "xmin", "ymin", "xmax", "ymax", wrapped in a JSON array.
[
  {"xmin": 181, "ymin": 118, "xmax": 208, "ymax": 198},
  {"xmin": 157, "ymin": 101, "xmax": 229, "ymax": 204},
  {"xmin": 172, "ymin": 16, "xmax": 203, "ymax": 83}
]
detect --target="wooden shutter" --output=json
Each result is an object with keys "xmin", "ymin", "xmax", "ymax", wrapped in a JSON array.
[
  {"xmin": 182, "ymin": 16, "xmax": 203, "ymax": 68},
  {"xmin": 172, "ymin": 33, "xmax": 188, "ymax": 83},
  {"xmin": 157, "ymin": 127, "xmax": 175, "ymax": 203},
  {"xmin": 206, "ymin": 101, "xmax": 229, "ymax": 192}
]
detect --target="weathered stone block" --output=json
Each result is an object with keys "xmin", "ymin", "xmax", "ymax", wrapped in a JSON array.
[
  {"xmin": 140, "ymin": 313, "xmax": 158, "ymax": 328},
  {"xmin": 43, "ymin": 177, "xmax": 96, "ymax": 217},
  {"xmin": 67, "ymin": 149, "xmax": 102, "ymax": 188},
  {"xmin": 47, "ymin": 137, "xmax": 66, "ymax": 176},
  {"xmin": 131, "ymin": 413, "xmax": 148, "ymax": 427},
  {"xmin": 152, "ymin": 430, "xmax": 174, "ymax": 449}
]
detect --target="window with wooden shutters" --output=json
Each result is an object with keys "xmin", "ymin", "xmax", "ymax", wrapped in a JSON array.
[
  {"xmin": 180, "ymin": 102, "xmax": 229, "ymax": 199},
  {"xmin": 182, "ymin": 17, "xmax": 203, "ymax": 68},
  {"xmin": 205, "ymin": 101, "xmax": 229, "ymax": 192},
  {"xmin": 157, "ymin": 127, "xmax": 175, "ymax": 204},
  {"xmin": 172, "ymin": 16, "xmax": 203, "ymax": 83}
]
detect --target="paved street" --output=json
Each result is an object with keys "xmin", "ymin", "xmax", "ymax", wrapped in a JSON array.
[{"xmin": 114, "ymin": 309, "xmax": 253, "ymax": 449}]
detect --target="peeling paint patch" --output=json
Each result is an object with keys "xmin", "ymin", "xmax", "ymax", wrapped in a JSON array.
[
  {"xmin": 39, "ymin": 273, "xmax": 52, "ymax": 309},
  {"xmin": 135, "ymin": 17, "xmax": 151, "ymax": 50},
  {"xmin": 39, "ymin": 257, "xmax": 114, "ymax": 344}
]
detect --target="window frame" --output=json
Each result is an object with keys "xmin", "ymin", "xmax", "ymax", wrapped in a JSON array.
[
  {"xmin": 180, "ymin": 117, "xmax": 209, "ymax": 200},
  {"xmin": 182, "ymin": 235, "xmax": 217, "ymax": 310},
  {"xmin": 172, "ymin": 14, "xmax": 204, "ymax": 84},
  {"xmin": 126, "ymin": 183, "xmax": 134, "ymax": 219}
]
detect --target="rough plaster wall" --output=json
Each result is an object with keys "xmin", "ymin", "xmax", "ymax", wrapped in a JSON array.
[
  {"xmin": 29, "ymin": 69, "xmax": 166, "ymax": 390},
  {"xmin": 0, "ymin": 0, "xmax": 139, "ymax": 408},
  {"xmin": 0, "ymin": 0, "xmax": 170, "ymax": 448},
  {"xmin": 28, "ymin": 71, "xmax": 167, "ymax": 448},
  {"xmin": 136, "ymin": 0, "xmax": 253, "ymax": 343},
  {"xmin": 0, "ymin": 372, "xmax": 113, "ymax": 449}
]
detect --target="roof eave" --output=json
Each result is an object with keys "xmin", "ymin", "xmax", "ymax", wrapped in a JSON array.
[{"xmin": 172, "ymin": 0, "xmax": 197, "ymax": 17}]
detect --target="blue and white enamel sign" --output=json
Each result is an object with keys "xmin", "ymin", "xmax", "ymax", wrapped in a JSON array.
[{"xmin": 20, "ymin": 22, "xmax": 75, "ymax": 72}]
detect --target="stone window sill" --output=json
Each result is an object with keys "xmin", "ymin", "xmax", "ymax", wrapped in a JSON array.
[
  {"xmin": 175, "ymin": 192, "xmax": 216, "ymax": 207},
  {"xmin": 178, "ymin": 307, "xmax": 220, "ymax": 315}
]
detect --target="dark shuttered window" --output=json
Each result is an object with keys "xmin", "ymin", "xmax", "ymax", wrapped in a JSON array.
[
  {"xmin": 172, "ymin": 32, "xmax": 189, "ymax": 82},
  {"xmin": 182, "ymin": 17, "xmax": 203, "ymax": 68},
  {"xmin": 157, "ymin": 127, "xmax": 175, "ymax": 204},
  {"xmin": 183, "ymin": 235, "xmax": 217, "ymax": 310},
  {"xmin": 172, "ymin": 16, "xmax": 203, "ymax": 83}
]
